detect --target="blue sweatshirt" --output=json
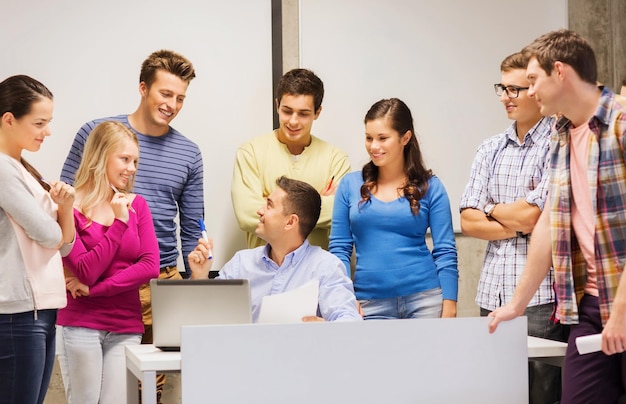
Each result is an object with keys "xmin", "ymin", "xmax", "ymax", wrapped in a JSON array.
[{"xmin": 329, "ymin": 172, "xmax": 458, "ymax": 301}]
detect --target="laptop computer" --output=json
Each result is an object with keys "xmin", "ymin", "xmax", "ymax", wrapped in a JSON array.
[{"xmin": 150, "ymin": 278, "xmax": 252, "ymax": 351}]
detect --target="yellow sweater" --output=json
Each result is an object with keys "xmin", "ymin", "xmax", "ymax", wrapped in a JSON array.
[{"xmin": 231, "ymin": 131, "xmax": 351, "ymax": 249}]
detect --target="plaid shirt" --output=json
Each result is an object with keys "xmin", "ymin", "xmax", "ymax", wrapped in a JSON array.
[
  {"xmin": 551, "ymin": 87, "xmax": 626, "ymax": 325},
  {"xmin": 460, "ymin": 117, "xmax": 555, "ymax": 311}
]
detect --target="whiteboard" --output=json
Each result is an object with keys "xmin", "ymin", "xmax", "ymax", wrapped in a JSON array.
[
  {"xmin": 300, "ymin": 0, "xmax": 568, "ymax": 231},
  {"xmin": 1, "ymin": 0, "xmax": 273, "ymax": 267}
]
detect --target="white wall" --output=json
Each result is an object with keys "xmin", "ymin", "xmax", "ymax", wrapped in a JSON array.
[
  {"xmin": 1, "ymin": 0, "xmax": 273, "ymax": 267},
  {"xmin": 300, "ymin": 0, "xmax": 568, "ymax": 231},
  {"xmin": 2, "ymin": 1, "xmax": 569, "ymax": 262}
]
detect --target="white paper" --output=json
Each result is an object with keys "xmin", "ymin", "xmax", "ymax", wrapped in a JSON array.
[
  {"xmin": 257, "ymin": 279, "xmax": 319, "ymax": 323},
  {"xmin": 576, "ymin": 333, "xmax": 602, "ymax": 355}
]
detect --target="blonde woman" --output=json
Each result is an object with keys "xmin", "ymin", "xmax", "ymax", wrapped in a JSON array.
[
  {"xmin": 0, "ymin": 75, "xmax": 75, "ymax": 404},
  {"xmin": 57, "ymin": 121, "xmax": 159, "ymax": 403}
]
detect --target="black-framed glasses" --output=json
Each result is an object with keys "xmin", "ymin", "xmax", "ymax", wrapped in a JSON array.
[{"xmin": 494, "ymin": 83, "xmax": 529, "ymax": 99}]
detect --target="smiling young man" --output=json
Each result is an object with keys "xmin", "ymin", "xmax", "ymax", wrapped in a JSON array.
[
  {"xmin": 60, "ymin": 49, "xmax": 203, "ymax": 403},
  {"xmin": 231, "ymin": 68, "xmax": 350, "ymax": 249},
  {"xmin": 191, "ymin": 176, "xmax": 361, "ymax": 323},
  {"xmin": 460, "ymin": 52, "xmax": 566, "ymax": 403},
  {"xmin": 488, "ymin": 30, "xmax": 626, "ymax": 403}
]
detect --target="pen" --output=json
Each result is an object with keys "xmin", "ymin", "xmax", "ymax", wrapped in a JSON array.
[
  {"xmin": 110, "ymin": 184, "xmax": 136, "ymax": 213},
  {"xmin": 324, "ymin": 175, "xmax": 335, "ymax": 192},
  {"xmin": 198, "ymin": 218, "xmax": 213, "ymax": 260}
]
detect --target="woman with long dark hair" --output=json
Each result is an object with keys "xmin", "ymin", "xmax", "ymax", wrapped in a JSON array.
[
  {"xmin": 330, "ymin": 98, "xmax": 458, "ymax": 319},
  {"xmin": 0, "ymin": 75, "xmax": 75, "ymax": 404}
]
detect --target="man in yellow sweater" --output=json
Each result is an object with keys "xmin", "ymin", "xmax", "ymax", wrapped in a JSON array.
[{"xmin": 231, "ymin": 68, "xmax": 350, "ymax": 249}]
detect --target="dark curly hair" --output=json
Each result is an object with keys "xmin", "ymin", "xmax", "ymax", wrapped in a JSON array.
[{"xmin": 359, "ymin": 98, "xmax": 432, "ymax": 215}]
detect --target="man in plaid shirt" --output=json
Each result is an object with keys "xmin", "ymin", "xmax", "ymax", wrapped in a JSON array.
[{"xmin": 490, "ymin": 29, "xmax": 626, "ymax": 403}]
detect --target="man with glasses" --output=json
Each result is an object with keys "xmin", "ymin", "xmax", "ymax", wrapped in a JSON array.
[
  {"xmin": 460, "ymin": 52, "xmax": 566, "ymax": 403},
  {"xmin": 489, "ymin": 29, "xmax": 626, "ymax": 403}
]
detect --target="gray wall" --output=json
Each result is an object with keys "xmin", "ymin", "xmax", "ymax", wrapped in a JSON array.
[{"xmin": 569, "ymin": 0, "xmax": 626, "ymax": 92}]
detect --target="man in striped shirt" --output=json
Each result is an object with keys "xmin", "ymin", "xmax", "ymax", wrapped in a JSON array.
[
  {"xmin": 460, "ymin": 52, "xmax": 566, "ymax": 403},
  {"xmin": 60, "ymin": 49, "xmax": 203, "ymax": 403}
]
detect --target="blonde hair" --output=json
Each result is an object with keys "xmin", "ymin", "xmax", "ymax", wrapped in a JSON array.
[{"xmin": 74, "ymin": 121, "xmax": 138, "ymax": 219}]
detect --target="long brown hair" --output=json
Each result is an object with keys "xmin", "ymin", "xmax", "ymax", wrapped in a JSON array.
[
  {"xmin": 0, "ymin": 75, "xmax": 53, "ymax": 191},
  {"xmin": 359, "ymin": 98, "xmax": 432, "ymax": 215}
]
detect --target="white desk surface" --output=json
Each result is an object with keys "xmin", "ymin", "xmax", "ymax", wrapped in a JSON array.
[
  {"xmin": 125, "ymin": 345, "xmax": 181, "ymax": 404},
  {"xmin": 126, "ymin": 344, "xmax": 181, "ymax": 372},
  {"xmin": 125, "ymin": 335, "xmax": 568, "ymax": 404},
  {"xmin": 527, "ymin": 335, "xmax": 568, "ymax": 358},
  {"xmin": 126, "ymin": 335, "xmax": 568, "ymax": 373}
]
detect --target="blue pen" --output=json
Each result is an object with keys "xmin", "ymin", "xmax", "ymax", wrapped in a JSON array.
[{"xmin": 198, "ymin": 219, "xmax": 213, "ymax": 260}]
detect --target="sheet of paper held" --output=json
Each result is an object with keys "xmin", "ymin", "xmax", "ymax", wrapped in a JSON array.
[
  {"xmin": 257, "ymin": 279, "xmax": 319, "ymax": 323},
  {"xmin": 576, "ymin": 333, "xmax": 602, "ymax": 355}
]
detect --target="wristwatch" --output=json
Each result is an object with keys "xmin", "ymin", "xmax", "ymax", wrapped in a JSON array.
[{"xmin": 484, "ymin": 203, "xmax": 497, "ymax": 218}]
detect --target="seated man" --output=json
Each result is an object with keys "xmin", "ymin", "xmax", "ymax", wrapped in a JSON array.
[{"xmin": 189, "ymin": 176, "xmax": 361, "ymax": 322}]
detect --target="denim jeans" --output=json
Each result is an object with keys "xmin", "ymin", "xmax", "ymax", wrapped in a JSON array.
[
  {"xmin": 359, "ymin": 287, "xmax": 443, "ymax": 320},
  {"xmin": 0, "ymin": 309, "xmax": 57, "ymax": 404},
  {"xmin": 57, "ymin": 326, "xmax": 141, "ymax": 404},
  {"xmin": 481, "ymin": 303, "xmax": 568, "ymax": 404}
]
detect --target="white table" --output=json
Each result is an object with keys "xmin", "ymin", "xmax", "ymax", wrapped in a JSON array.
[
  {"xmin": 527, "ymin": 335, "xmax": 568, "ymax": 367},
  {"xmin": 125, "ymin": 344, "xmax": 180, "ymax": 404},
  {"xmin": 125, "ymin": 336, "xmax": 568, "ymax": 404}
]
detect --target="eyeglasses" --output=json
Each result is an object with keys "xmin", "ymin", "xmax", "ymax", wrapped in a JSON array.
[{"xmin": 494, "ymin": 84, "xmax": 529, "ymax": 99}]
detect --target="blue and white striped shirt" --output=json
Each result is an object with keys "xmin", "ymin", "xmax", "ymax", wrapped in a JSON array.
[
  {"xmin": 60, "ymin": 115, "xmax": 204, "ymax": 276},
  {"xmin": 459, "ymin": 117, "xmax": 555, "ymax": 311}
]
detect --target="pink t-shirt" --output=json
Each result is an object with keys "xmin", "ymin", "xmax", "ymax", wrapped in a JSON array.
[{"xmin": 569, "ymin": 122, "xmax": 598, "ymax": 296}]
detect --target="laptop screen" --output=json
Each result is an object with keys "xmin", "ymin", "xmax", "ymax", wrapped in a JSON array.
[{"xmin": 150, "ymin": 278, "xmax": 252, "ymax": 350}]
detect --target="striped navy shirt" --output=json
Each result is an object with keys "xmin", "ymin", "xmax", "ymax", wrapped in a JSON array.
[{"xmin": 60, "ymin": 115, "xmax": 204, "ymax": 276}]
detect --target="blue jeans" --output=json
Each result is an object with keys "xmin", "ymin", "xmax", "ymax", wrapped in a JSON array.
[
  {"xmin": 481, "ymin": 303, "xmax": 568, "ymax": 404},
  {"xmin": 58, "ymin": 326, "xmax": 141, "ymax": 404},
  {"xmin": 0, "ymin": 309, "xmax": 57, "ymax": 404},
  {"xmin": 359, "ymin": 287, "xmax": 443, "ymax": 320}
]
